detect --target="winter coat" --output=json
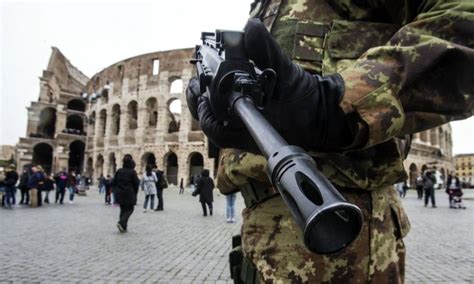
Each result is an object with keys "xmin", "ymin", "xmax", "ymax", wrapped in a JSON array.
[
  {"xmin": 142, "ymin": 172, "xmax": 157, "ymax": 195},
  {"xmin": 18, "ymin": 172, "xmax": 29, "ymax": 190},
  {"xmin": 28, "ymin": 171, "xmax": 45, "ymax": 189},
  {"xmin": 112, "ymin": 160, "xmax": 139, "ymax": 206},
  {"xmin": 54, "ymin": 172, "xmax": 68, "ymax": 189},
  {"xmin": 196, "ymin": 176, "xmax": 215, "ymax": 203},
  {"xmin": 4, "ymin": 170, "xmax": 19, "ymax": 187},
  {"xmin": 423, "ymin": 174, "xmax": 436, "ymax": 190},
  {"xmin": 43, "ymin": 178, "xmax": 55, "ymax": 191},
  {"xmin": 67, "ymin": 175, "xmax": 77, "ymax": 187}
]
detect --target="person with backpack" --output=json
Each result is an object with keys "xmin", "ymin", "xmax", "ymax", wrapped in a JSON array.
[{"xmin": 153, "ymin": 166, "xmax": 167, "ymax": 211}]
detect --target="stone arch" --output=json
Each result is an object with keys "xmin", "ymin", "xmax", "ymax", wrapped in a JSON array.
[
  {"xmin": 68, "ymin": 140, "xmax": 85, "ymax": 173},
  {"xmin": 169, "ymin": 78, "xmax": 183, "ymax": 94},
  {"xmin": 167, "ymin": 98, "xmax": 181, "ymax": 133},
  {"xmin": 37, "ymin": 107, "xmax": 56, "ymax": 139},
  {"xmin": 127, "ymin": 100, "xmax": 138, "ymax": 130},
  {"xmin": 108, "ymin": 152, "xmax": 117, "ymax": 175},
  {"xmin": 188, "ymin": 152, "xmax": 204, "ymax": 184},
  {"xmin": 409, "ymin": 163, "xmax": 418, "ymax": 188},
  {"xmin": 66, "ymin": 114, "xmax": 84, "ymax": 134},
  {"xmin": 141, "ymin": 152, "xmax": 157, "ymax": 172},
  {"xmin": 146, "ymin": 97, "xmax": 158, "ymax": 128},
  {"xmin": 32, "ymin": 143, "xmax": 53, "ymax": 174},
  {"xmin": 111, "ymin": 104, "xmax": 121, "ymax": 135},
  {"xmin": 421, "ymin": 164, "xmax": 428, "ymax": 173},
  {"xmin": 95, "ymin": 154, "xmax": 104, "ymax": 179},
  {"xmin": 99, "ymin": 109, "xmax": 107, "ymax": 135},
  {"xmin": 164, "ymin": 151, "xmax": 178, "ymax": 185},
  {"xmin": 86, "ymin": 157, "xmax": 93, "ymax": 179},
  {"xmin": 67, "ymin": 99, "xmax": 86, "ymax": 112}
]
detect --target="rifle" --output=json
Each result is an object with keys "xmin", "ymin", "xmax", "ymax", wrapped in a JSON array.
[{"xmin": 191, "ymin": 30, "xmax": 363, "ymax": 254}]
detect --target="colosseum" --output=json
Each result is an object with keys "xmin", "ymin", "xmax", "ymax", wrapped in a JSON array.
[
  {"xmin": 15, "ymin": 47, "xmax": 454, "ymax": 187},
  {"xmin": 16, "ymin": 47, "xmax": 214, "ymax": 186}
]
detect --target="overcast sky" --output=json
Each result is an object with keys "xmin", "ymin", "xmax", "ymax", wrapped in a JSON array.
[{"xmin": 1, "ymin": 0, "xmax": 473, "ymax": 155}]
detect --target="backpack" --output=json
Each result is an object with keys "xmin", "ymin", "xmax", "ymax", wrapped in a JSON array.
[{"xmin": 159, "ymin": 176, "xmax": 168, "ymax": 189}]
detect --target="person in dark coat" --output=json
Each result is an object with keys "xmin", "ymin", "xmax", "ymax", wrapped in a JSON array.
[
  {"xmin": 28, "ymin": 165, "xmax": 45, "ymax": 207},
  {"xmin": 423, "ymin": 171, "xmax": 437, "ymax": 208},
  {"xmin": 4, "ymin": 165, "xmax": 19, "ymax": 209},
  {"xmin": 153, "ymin": 166, "xmax": 165, "ymax": 211},
  {"xmin": 104, "ymin": 175, "xmax": 112, "ymax": 205},
  {"xmin": 112, "ymin": 154, "xmax": 140, "ymax": 232},
  {"xmin": 18, "ymin": 167, "xmax": 30, "ymax": 205},
  {"xmin": 43, "ymin": 174, "xmax": 55, "ymax": 204},
  {"xmin": 54, "ymin": 169, "xmax": 68, "ymax": 204},
  {"xmin": 193, "ymin": 169, "xmax": 215, "ymax": 216}
]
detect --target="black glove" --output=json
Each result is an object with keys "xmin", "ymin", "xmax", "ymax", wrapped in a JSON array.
[
  {"xmin": 186, "ymin": 77, "xmax": 258, "ymax": 152},
  {"xmin": 243, "ymin": 19, "xmax": 352, "ymax": 150}
]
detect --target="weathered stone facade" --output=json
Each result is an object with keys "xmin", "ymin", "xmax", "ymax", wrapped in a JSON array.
[
  {"xmin": 403, "ymin": 124, "xmax": 455, "ymax": 187},
  {"xmin": 16, "ymin": 47, "xmax": 89, "ymax": 174},
  {"xmin": 83, "ymin": 48, "xmax": 213, "ymax": 186}
]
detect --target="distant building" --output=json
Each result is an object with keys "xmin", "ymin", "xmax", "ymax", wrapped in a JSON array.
[
  {"xmin": 403, "ymin": 125, "xmax": 455, "ymax": 187},
  {"xmin": 455, "ymin": 153, "xmax": 474, "ymax": 187},
  {"xmin": 0, "ymin": 145, "xmax": 16, "ymax": 162}
]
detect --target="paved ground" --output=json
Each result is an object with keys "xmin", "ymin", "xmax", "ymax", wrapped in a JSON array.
[{"xmin": 0, "ymin": 187, "xmax": 472, "ymax": 283}]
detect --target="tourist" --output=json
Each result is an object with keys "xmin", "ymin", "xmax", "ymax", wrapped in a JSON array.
[
  {"xmin": 36, "ymin": 166, "xmax": 46, "ymax": 206},
  {"xmin": 142, "ymin": 165, "xmax": 157, "ymax": 212},
  {"xmin": 54, "ymin": 169, "xmax": 68, "ymax": 204},
  {"xmin": 112, "ymin": 154, "xmax": 139, "ymax": 232},
  {"xmin": 416, "ymin": 174, "xmax": 424, "ymax": 200},
  {"xmin": 43, "ymin": 174, "xmax": 55, "ymax": 204},
  {"xmin": 98, "ymin": 175, "xmax": 106, "ymax": 194},
  {"xmin": 28, "ymin": 165, "xmax": 45, "ymax": 208},
  {"xmin": 67, "ymin": 170, "xmax": 77, "ymax": 204},
  {"xmin": 193, "ymin": 169, "xmax": 214, "ymax": 216},
  {"xmin": 4, "ymin": 164, "xmax": 19, "ymax": 209},
  {"xmin": 423, "ymin": 170, "xmax": 437, "ymax": 208},
  {"xmin": 153, "ymin": 166, "xmax": 166, "ymax": 211},
  {"xmin": 18, "ymin": 167, "xmax": 30, "ymax": 205},
  {"xmin": 179, "ymin": 177, "xmax": 184, "ymax": 195},
  {"xmin": 104, "ymin": 174, "xmax": 112, "ymax": 205},
  {"xmin": 226, "ymin": 192, "xmax": 237, "ymax": 223}
]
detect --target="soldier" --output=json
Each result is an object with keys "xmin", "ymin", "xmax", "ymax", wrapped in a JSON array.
[{"xmin": 187, "ymin": 1, "xmax": 474, "ymax": 282}]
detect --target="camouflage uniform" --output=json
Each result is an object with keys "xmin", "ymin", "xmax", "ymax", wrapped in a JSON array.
[{"xmin": 218, "ymin": 0, "xmax": 474, "ymax": 283}]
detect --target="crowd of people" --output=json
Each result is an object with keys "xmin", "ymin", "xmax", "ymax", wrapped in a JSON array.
[
  {"xmin": 0, "ymin": 164, "xmax": 88, "ymax": 208},
  {"xmin": 395, "ymin": 171, "xmax": 466, "ymax": 209}
]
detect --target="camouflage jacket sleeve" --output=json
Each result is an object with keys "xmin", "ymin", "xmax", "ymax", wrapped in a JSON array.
[{"xmin": 339, "ymin": 0, "xmax": 474, "ymax": 149}]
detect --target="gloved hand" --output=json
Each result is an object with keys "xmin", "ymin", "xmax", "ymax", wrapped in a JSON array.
[
  {"xmin": 186, "ymin": 77, "xmax": 258, "ymax": 152},
  {"xmin": 244, "ymin": 19, "xmax": 352, "ymax": 150}
]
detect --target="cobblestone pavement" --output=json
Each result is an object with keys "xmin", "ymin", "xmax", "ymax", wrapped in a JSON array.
[{"xmin": 0, "ymin": 187, "xmax": 472, "ymax": 283}]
